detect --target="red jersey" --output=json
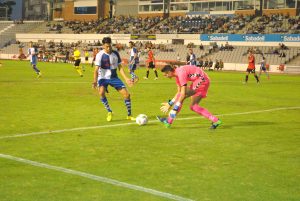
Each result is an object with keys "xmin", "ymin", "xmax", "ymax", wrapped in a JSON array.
[
  {"xmin": 248, "ymin": 54, "xmax": 255, "ymax": 69},
  {"xmin": 147, "ymin": 50, "xmax": 154, "ymax": 63}
]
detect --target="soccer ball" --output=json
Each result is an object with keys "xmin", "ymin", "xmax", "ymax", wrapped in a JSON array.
[{"xmin": 136, "ymin": 114, "xmax": 148, "ymax": 126}]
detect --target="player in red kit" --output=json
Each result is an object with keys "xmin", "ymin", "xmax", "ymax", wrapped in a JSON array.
[
  {"xmin": 245, "ymin": 50, "xmax": 259, "ymax": 83},
  {"xmin": 144, "ymin": 46, "xmax": 158, "ymax": 80}
]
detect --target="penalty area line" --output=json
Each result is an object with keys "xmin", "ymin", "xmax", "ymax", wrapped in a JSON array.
[
  {"xmin": 0, "ymin": 153, "xmax": 193, "ymax": 201},
  {"xmin": 0, "ymin": 106, "xmax": 299, "ymax": 140}
]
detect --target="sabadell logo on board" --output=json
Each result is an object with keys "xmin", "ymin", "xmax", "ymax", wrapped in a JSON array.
[
  {"xmin": 244, "ymin": 35, "xmax": 265, "ymax": 42},
  {"xmin": 283, "ymin": 35, "xmax": 300, "ymax": 42},
  {"xmin": 209, "ymin": 36, "xmax": 229, "ymax": 41}
]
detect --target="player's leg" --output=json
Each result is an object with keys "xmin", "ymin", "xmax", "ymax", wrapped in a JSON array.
[
  {"xmin": 112, "ymin": 78, "xmax": 135, "ymax": 120},
  {"xmin": 153, "ymin": 64, "xmax": 158, "ymax": 80},
  {"xmin": 118, "ymin": 88, "xmax": 135, "ymax": 120},
  {"xmin": 130, "ymin": 64, "xmax": 139, "ymax": 83},
  {"xmin": 253, "ymin": 71, "xmax": 260, "ymax": 83},
  {"xmin": 190, "ymin": 81, "xmax": 221, "ymax": 129},
  {"xmin": 98, "ymin": 82, "xmax": 113, "ymax": 121},
  {"xmin": 74, "ymin": 59, "xmax": 83, "ymax": 77},
  {"xmin": 245, "ymin": 70, "xmax": 250, "ymax": 83},
  {"xmin": 190, "ymin": 95, "xmax": 221, "ymax": 128},
  {"xmin": 258, "ymin": 68, "xmax": 262, "ymax": 78},
  {"xmin": 265, "ymin": 69, "xmax": 270, "ymax": 79},
  {"xmin": 263, "ymin": 69, "xmax": 270, "ymax": 79},
  {"xmin": 144, "ymin": 65, "xmax": 150, "ymax": 79},
  {"xmin": 31, "ymin": 57, "xmax": 41, "ymax": 77}
]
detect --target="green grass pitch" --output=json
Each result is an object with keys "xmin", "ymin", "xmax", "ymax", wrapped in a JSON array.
[{"xmin": 0, "ymin": 60, "xmax": 299, "ymax": 201}]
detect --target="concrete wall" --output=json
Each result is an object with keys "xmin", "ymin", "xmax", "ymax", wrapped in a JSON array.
[{"xmin": 115, "ymin": 0, "xmax": 138, "ymax": 16}]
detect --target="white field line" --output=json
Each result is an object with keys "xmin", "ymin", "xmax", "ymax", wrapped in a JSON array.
[
  {"xmin": 0, "ymin": 106, "xmax": 299, "ymax": 140},
  {"xmin": 4, "ymin": 80, "xmax": 300, "ymax": 84},
  {"xmin": 0, "ymin": 153, "xmax": 193, "ymax": 201}
]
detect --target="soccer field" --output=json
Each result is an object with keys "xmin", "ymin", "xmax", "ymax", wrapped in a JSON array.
[{"xmin": 0, "ymin": 60, "xmax": 299, "ymax": 201}]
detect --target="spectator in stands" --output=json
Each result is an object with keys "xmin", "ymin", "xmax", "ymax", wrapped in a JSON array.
[
  {"xmin": 59, "ymin": 40, "xmax": 64, "ymax": 48},
  {"xmin": 18, "ymin": 46, "xmax": 26, "ymax": 60},
  {"xmin": 176, "ymin": 53, "xmax": 181, "ymax": 62},
  {"xmin": 219, "ymin": 60, "xmax": 224, "ymax": 70},
  {"xmin": 199, "ymin": 43, "xmax": 204, "ymax": 50},
  {"xmin": 186, "ymin": 53, "xmax": 190, "ymax": 64},
  {"xmin": 279, "ymin": 51, "xmax": 286, "ymax": 57},
  {"xmin": 203, "ymin": 58, "xmax": 209, "ymax": 70},
  {"xmin": 273, "ymin": 48, "xmax": 279, "ymax": 55},
  {"xmin": 208, "ymin": 45, "xmax": 214, "ymax": 54},
  {"xmin": 208, "ymin": 59, "xmax": 213, "ymax": 71},
  {"xmin": 220, "ymin": 44, "xmax": 225, "ymax": 51},
  {"xmin": 64, "ymin": 49, "xmax": 70, "ymax": 63},
  {"xmin": 214, "ymin": 59, "xmax": 220, "ymax": 70},
  {"xmin": 197, "ymin": 58, "xmax": 204, "ymax": 68},
  {"xmin": 187, "ymin": 49, "xmax": 197, "ymax": 65},
  {"xmin": 225, "ymin": 42, "xmax": 234, "ymax": 51},
  {"xmin": 279, "ymin": 43, "xmax": 288, "ymax": 50}
]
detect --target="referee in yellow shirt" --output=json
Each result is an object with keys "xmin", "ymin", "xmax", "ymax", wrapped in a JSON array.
[{"xmin": 73, "ymin": 47, "xmax": 83, "ymax": 77}]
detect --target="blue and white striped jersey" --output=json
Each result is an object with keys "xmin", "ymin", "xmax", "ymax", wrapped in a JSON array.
[{"xmin": 95, "ymin": 50, "xmax": 122, "ymax": 80}]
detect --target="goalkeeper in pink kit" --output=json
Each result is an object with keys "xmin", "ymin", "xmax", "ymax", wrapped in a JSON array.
[{"xmin": 157, "ymin": 65, "xmax": 222, "ymax": 129}]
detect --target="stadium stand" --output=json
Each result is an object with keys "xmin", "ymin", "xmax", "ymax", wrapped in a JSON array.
[
  {"xmin": 0, "ymin": 21, "xmax": 44, "ymax": 48},
  {"xmin": 1, "ymin": 13, "xmax": 299, "ymax": 70},
  {"xmin": 16, "ymin": 14, "xmax": 299, "ymax": 35}
]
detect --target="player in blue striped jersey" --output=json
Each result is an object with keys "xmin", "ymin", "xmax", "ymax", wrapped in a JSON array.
[
  {"xmin": 28, "ymin": 42, "xmax": 42, "ymax": 78},
  {"xmin": 128, "ymin": 41, "xmax": 139, "ymax": 83},
  {"xmin": 93, "ymin": 37, "xmax": 135, "ymax": 122}
]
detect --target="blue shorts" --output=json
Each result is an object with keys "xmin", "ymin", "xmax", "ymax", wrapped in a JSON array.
[
  {"xmin": 98, "ymin": 78, "xmax": 126, "ymax": 90},
  {"xmin": 260, "ymin": 67, "xmax": 267, "ymax": 71},
  {"xmin": 31, "ymin": 56, "xmax": 37, "ymax": 65},
  {"xmin": 129, "ymin": 63, "xmax": 137, "ymax": 71}
]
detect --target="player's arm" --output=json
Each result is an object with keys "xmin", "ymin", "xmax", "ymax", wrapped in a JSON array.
[
  {"xmin": 93, "ymin": 53, "xmax": 100, "ymax": 88},
  {"xmin": 93, "ymin": 65, "xmax": 99, "ymax": 89},
  {"xmin": 160, "ymin": 85, "xmax": 182, "ymax": 113},
  {"xmin": 118, "ymin": 64, "xmax": 133, "ymax": 86}
]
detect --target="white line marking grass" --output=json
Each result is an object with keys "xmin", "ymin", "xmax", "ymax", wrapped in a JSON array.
[
  {"xmin": 0, "ymin": 107, "xmax": 299, "ymax": 140},
  {"xmin": 0, "ymin": 153, "xmax": 193, "ymax": 201}
]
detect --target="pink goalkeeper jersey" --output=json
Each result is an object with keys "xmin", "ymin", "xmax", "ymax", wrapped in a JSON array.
[{"xmin": 175, "ymin": 65, "xmax": 210, "ymax": 86}]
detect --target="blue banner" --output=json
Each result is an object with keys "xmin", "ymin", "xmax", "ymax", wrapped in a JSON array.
[{"xmin": 200, "ymin": 34, "xmax": 300, "ymax": 42}]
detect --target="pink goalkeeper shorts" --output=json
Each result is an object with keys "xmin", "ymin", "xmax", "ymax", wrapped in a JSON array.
[{"xmin": 190, "ymin": 79, "xmax": 210, "ymax": 98}]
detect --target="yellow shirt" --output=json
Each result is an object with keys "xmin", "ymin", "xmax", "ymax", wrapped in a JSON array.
[
  {"xmin": 84, "ymin": 51, "xmax": 89, "ymax": 57},
  {"xmin": 73, "ymin": 50, "xmax": 81, "ymax": 60}
]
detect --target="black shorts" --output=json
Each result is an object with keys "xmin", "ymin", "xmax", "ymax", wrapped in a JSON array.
[
  {"xmin": 74, "ymin": 59, "xmax": 81, "ymax": 66},
  {"xmin": 148, "ymin": 61, "xmax": 155, "ymax": 68},
  {"xmin": 246, "ymin": 68, "xmax": 255, "ymax": 73},
  {"xmin": 85, "ymin": 57, "xmax": 89, "ymax": 61}
]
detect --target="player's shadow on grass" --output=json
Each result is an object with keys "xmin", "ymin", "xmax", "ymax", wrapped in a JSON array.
[{"xmin": 222, "ymin": 121, "xmax": 276, "ymax": 129}]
